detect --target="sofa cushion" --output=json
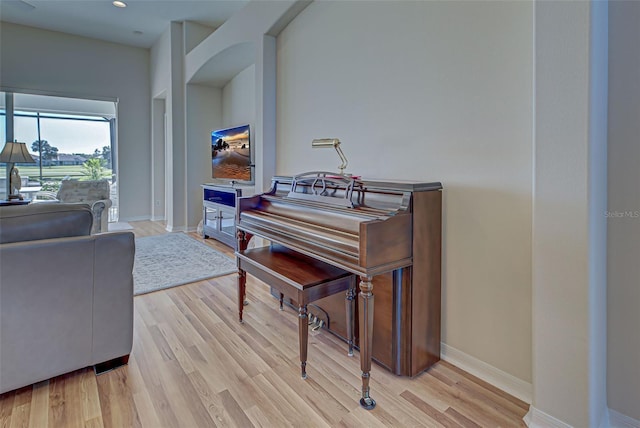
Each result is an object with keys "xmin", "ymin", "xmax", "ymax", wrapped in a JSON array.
[{"xmin": 0, "ymin": 203, "xmax": 93, "ymax": 244}]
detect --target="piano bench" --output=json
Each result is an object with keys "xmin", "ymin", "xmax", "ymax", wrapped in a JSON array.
[{"xmin": 236, "ymin": 244, "xmax": 357, "ymax": 379}]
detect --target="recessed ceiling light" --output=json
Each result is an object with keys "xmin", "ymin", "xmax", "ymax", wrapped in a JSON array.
[{"xmin": 112, "ymin": 1, "xmax": 127, "ymax": 8}]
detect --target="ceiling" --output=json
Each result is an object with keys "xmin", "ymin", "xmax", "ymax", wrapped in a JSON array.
[{"xmin": 0, "ymin": 0, "xmax": 249, "ymax": 48}]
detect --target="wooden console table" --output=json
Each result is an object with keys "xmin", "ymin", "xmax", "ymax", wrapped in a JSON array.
[{"xmin": 0, "ymin": 199, "xmax": 31, "ymax": 207}]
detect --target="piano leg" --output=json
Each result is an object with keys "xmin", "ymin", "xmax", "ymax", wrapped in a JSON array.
[
  {"xmin": 346, "ymin": 285, "xmax": 355, "ymax": 357},
  {"xmin": 358, "ymin": 275, "xmax": 376, "ymax": 410},
  {"xmin": 298, "ymin": 305, "xmax": 308, "ymax": 379},
  {"xmin": 237, "ymin": 230, "xmax": 251, "ymax": 323}
]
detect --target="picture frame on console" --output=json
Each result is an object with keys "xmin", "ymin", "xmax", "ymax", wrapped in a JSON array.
[{"xmin": 210, "ymin": 124, "xmax": 253, "ymax": 184}]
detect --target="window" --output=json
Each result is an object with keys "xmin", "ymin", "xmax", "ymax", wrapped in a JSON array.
[{"xmin": 1, "ymin": 92, "xmax": 119, "ymax": 220}]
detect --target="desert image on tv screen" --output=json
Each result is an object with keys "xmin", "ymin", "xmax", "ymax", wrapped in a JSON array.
[{"xmin": 211, "ymin": 124, "xmax": 251, "ymax": 181}]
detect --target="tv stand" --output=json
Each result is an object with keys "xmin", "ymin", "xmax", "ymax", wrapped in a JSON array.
[{"xmin": 201, "ymin": 184, "xmax": 244, "ymax": 249}]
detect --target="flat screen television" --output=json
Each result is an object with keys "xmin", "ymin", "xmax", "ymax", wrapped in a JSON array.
[{"xmin": 211, "ymin": 124, "xmax": 252, "ymax": 183}]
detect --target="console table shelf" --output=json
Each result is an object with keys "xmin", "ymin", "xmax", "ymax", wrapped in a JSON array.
[{"xmin": 201, "ymin": 184, "xmax": 243, "ymax": 249}]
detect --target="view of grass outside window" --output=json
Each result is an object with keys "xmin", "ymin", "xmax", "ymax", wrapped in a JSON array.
[{"xmin": 1, "ymin": 92, "xmax": 118, "ymax": 221}]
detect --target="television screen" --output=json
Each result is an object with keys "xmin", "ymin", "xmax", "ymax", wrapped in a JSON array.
[{"xmin": 211, "ymin": 124, "xmax": 252, "ymax": 182}]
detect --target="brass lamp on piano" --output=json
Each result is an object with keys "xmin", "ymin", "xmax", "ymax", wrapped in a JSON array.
[
  {"xmin": 235, "ymin": 171, "xmax": 443, "ymax": 411},
  {"xmin": 311, "ymin": 138, "xmax": 349, "ymax": 176}
]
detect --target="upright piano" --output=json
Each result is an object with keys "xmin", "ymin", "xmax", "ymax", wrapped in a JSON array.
[{"xmin": 236, "ymin": 172, "xmax": 442, "ymax": 409}]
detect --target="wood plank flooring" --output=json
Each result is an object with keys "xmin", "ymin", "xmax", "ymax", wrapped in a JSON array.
[{"xmin": 0, "ymin": 220, "xmax": 529, "ymax": 427}]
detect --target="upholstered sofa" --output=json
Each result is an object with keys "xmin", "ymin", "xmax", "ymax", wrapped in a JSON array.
[
  {"xmin": 35, "ymin": 179, "xmax": 112, "ymax": 234},
  {"xmin": 0, "ymin": 203, "xmax": 135, "ymax": 394}
]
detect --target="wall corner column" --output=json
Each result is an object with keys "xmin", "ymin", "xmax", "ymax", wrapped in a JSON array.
[
  {"xmin": 254, "ymin": 34, "xmax": 277, "ymax": 192},
  {"xmin": 168, "ymin": 21, "xmax": 186, "ymax": 231},
  {"xmin": 530, "ymin": 1, "xmax": 608, "ymax": 426}
]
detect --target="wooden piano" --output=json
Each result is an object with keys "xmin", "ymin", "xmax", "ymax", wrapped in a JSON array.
[{"xmin": 236, "ymin": 172, "xmax": 442, "ymax": 409}]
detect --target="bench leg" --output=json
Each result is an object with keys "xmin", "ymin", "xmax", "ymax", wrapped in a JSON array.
[
  {"xmin": 298, "ymin": 304, "xmax": 308, "ymax": 379},
  {"xmin": 279, "ymin": 293, "xmax": 284, "ymax": 311},
  {"xmin": 346, "ymin": 286, "xmax": 355, "ymax": 357},
  {"xmin": 238, "ymin": 269, "xmax": 246, "ymax": 323}
]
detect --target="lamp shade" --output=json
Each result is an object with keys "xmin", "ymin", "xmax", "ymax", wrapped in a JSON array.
[
  {"xmin": 312, "ymin": 138, "xmax": 340, "ymax": 148},
  {"xmin": 311, "ymin": 138, "xmax": 348, "ymax": 174},
  {"xmin": 0, "ymin": 141, "xmax": 36, "ymax": 164}
]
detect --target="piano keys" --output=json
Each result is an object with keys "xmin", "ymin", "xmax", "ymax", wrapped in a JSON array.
[{"xmin": 236, "ymin": 172, "xmax": 442, "ymax": 410}]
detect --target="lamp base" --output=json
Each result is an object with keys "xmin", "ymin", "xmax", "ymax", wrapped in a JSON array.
[{"xmin": 7, "ymin": 194, "xmax": 24, "ymax": 201}]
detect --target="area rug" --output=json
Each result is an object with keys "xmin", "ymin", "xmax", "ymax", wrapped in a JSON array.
[{"xmin": 133, "ymin": 233, "xmax": 236, "ymax": 295}]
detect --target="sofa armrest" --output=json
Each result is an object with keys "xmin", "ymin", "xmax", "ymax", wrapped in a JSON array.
[
  {"xmin": 90, "ymin": 199, "xmax": 112, "ymax": 212},
  {"xmin": 90, "ymin": 199, "xmax": 112, "ymax": 233}
]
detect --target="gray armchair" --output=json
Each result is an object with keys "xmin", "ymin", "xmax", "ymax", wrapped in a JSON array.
[
  {"xmin": 0, "ymin": 203, "xmax": 134, "ymax": 394},
  {"xmin": 35, "ymin": 179, "xmax": 112, "ymax": 233}
]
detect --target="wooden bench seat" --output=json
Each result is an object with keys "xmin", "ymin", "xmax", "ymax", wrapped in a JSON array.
[{"xmin": 237, "ymin": 244, "xmax": 356, "ymax": 379}]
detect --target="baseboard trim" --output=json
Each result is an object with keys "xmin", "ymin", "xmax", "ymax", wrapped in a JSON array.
[
  {"xmin": 150, "ymin": 215, "xmax": 165, "ymax": 221},
  {"xmin": 166, "ymin": 224, "xmax": 187, "ymax": 233},
  {"xmin": 119, "ymin": 215, "xmax": 150, "ymax": 222},
  {"xmin": 523, "ymin": 406, "xmax": 639, "ymax": 428},
  {"xmin": 440, "ymin": 343, "xmax": 532, "ymax": 404},
  {"xmin": 524, "ymin": 406, "xmax": 572, "ymax": 428},
  {"xmin": 610, "ymin": 409, "xmax": 640, "ymax": 428},
  {"xmin": 601, "ymin": 407, "xmax": 611, "ymax": 428},
  {"xmin": 522, "ymin": 404, "xmax": 638, "ymax": 427}
]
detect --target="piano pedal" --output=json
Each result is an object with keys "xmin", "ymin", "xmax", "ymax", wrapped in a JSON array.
[
  {"xmin": 308, "ymin": 314, "xmax": 317, "ymax": 326},
  {"xmin": 311, "ymin": 319, "xmax": 325, "ymax": 332},
  {"xmin": 308, "ymin": 305, "xmax": 330, "ymax": 330},
  {"xmin": 309, "ymin": 319, "xmax": 320, "ymax": 336}
]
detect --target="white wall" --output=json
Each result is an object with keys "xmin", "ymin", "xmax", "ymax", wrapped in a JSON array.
[
  {"xmin": 186, "ymin": 84, "xmax": 222, "ymax": 228},
  {"xmin": 185, "ymin": 1, "xmax": 306, "ymax": 195},
  {"xmin": 159, "ymin": 2, "xmax": 301, "ymax": 229},
  {"xmin": 150, "ymin": 24, "xmax": 173, "ymax": 229},
  {"xmin": 0, "ymin": 22, "xmax": 150, "ymax": 221},
  {"xmin": 150, "ymin": 22, "xmax": 188, "ymax": 231},
  {"xmin": 151, "ymin": 97, "xmax": 166, "ymax": 221},
  {"xmin": 151, "ymin": 28, "xmax": 172, "ymax": 225},
  {"xmin": 607, "ymin": 0, "xmax": 640, "ymax": 422},
  {"xmin": 151, "ymin": 29, "xmax": 171, "ymax": 99},
  {"xmin": 184, "ymin": 21, "xmax": 215, "ymax": 55},
  {"xmin": 276, "ymin": 0, "xmax": 533, "ymax": 384},
  {"xmin": 168, "ymin": 22, "xmax": 186, "ymax": 231},
  {"xmin": 222, "ymin": 64, "xmax": 256, "ymax": 129},
  {"xmin": 182, "ymin": 65, "xmax": 254, "ymax": 230}
]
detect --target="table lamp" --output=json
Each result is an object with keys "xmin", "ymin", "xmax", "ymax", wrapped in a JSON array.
[
  {"xmin": 311, "ymin": 138, "xmax": 349, "ymax": 176},
  {"xmin": 1, "ymin": 140, "xmax": 36, "ymax": 200}
]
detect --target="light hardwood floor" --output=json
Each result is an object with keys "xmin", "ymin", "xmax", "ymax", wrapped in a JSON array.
[{"xmin": 0, "ymin": 220, "xmax": 529, "ymax": 427}]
